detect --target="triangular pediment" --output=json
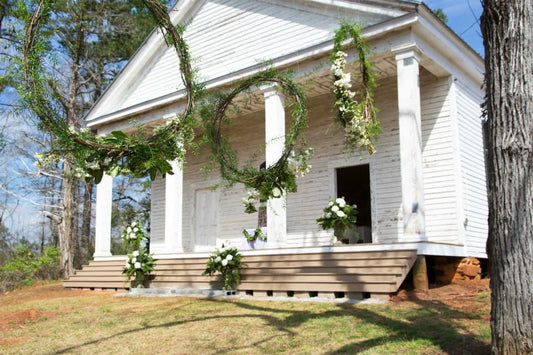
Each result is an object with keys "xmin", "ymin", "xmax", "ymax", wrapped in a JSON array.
[{"xmin": 87, "ymin": 0, "xmax": 415, "ymax": 122}]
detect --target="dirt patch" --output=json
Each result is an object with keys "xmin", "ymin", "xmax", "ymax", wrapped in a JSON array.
[
  {"xmin": 0, "ymin": 337, "xmax": 25, "ymax": 346},
  {"xmin": 392, "ymin": 279, "xmax": 491, "ymax": 318},
  {"xmin": 1, "ymin": 282, "xmax": 98, "ymax": 306},
  {"xmin": 0, "ymin": 308, "xmax": 57, "ymax": 331}
]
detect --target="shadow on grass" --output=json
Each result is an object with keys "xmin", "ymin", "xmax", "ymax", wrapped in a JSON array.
[{"xmin": 51, "ymin": 295, "xmax": 490, "ymax": 355}]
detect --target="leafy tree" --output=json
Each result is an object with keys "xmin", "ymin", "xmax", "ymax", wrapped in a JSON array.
[
  {"xmin": 431, "ymin": 8, "xmax": 448, "ymax": 24},
  {"xmin": 481, "ymin": 0, "xmax": 533, "ymax": 353},
  {"xmin": 11, "ymin": 0, "xmax": 162, "ymax": 276}
]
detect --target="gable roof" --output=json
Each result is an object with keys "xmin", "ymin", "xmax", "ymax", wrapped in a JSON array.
[{"xmin": 85, "ymin": 0, "xmax": 420, "ymax": 125}]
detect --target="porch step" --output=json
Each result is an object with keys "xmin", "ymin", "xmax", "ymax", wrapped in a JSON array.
[{"xmin": 63, "ymin": 248, "xmax": 417, "ymax": 297}]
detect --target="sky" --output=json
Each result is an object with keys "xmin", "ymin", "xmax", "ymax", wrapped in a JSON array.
[{"xmin": 423, "ymin": 0, "xmax": 484, "ymax": 56}]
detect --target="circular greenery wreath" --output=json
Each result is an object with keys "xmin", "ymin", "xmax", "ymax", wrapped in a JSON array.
[
  {"xmin": 20, "ymin": 0, "xmax": 200, "ymax": 182},
  {"xmin": 200, "ymin": 69, "xmax": 311, "ymax": 209}
]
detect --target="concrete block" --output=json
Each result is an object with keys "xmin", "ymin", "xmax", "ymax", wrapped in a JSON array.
[
  {"xmin": 253, "ymin": 291, "xmax": 269, "ymax": 297},
  {"xmin": 370, "ymin": 293, "xmax": 390, "ymax": 301},
  {"xmin": 346, "ymin": 292, "xmax": 364, "ymax": 300}
]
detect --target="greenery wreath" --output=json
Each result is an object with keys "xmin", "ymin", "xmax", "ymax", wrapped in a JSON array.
[{"xmin": 200, "ymin": 69, "xmax": 312, "ymax": 211}]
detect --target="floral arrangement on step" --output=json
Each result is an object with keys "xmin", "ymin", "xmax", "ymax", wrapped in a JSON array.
[
  {"xmin": 316, "ymin": 197, "xmax": 358, "ymax": 242},
  {"xmin": 122, "ymin": 220, "xmax": 155, "ymax": 288},
  {"xmin": 202, "ymin": 245, "xmax": 243, "ymax": 290}
]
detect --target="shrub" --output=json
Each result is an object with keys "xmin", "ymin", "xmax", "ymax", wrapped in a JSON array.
[
  {"xmin": 0, "ymin": 245, "xmax": 61, "ymax": 293},
  {"xmin": 35, "ymin": 246, "xmax": 61, "ymax": 280}
]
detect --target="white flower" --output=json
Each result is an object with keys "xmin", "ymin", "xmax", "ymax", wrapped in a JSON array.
[
  {"xmin": 221, "ymin": 259, "xmax": 228, "ymax": 266},
  {"xmin": 134, "ymin": 262, "xmax": 141, "ymax": 269},
  {"xmin": 129, "ymin": 233, "xmax": 135, "ymax": 239},
  {"xmin": 132, "ymin": 250, "xmax": 139, "ymax": 257},
  {"xmin": 334, "ymin": 77, "xmax": 352, "ymax": 89},
  {"xmin": 326, "ymin": 213, "xmax": 332, "ymax": 219},
  {"xmin": 131, "ymin": 221, "xmax": 136, "ymax": 227},
  {"xmin": 125, "ymin": 261, "xmax": 130, "ymax": 268},
  {"xmin": 337, "ymin": 51, "xmax": 347, "ymax": 58},
  {"xmin": 331, "ymin": 205, "xmax": 339, "ymax": 212},
  {"xmin": 336, "ymin": 210, "xmax": 346, "ymax": 218},
  {"xmin": 226, "ymin": 254, "xmax": 233, "ymax": 261},
  {"xmin": 336, "ymin": 198, "xmax": 346, "ymax": 207},
  {"xmin": 272, "ymin": 187, "xmax": 282, "ymax": 198},
  {"xmin": 126, "ymin": 226, "xmax": 132, "ymax": 233},
  {"xmin": 132, "ymin": 257, "xmax": 137, "ymax": 263},
  {"xmin": 133, "ymin": 227, "xmax": 139, "ymax": 232},
  {"xmin": 215, "ymin": 256, "xmax": 221, "ymax": 263},
  {"xmin": 328, "ymin": 201, "xmax": 334, "ymax": 207}
]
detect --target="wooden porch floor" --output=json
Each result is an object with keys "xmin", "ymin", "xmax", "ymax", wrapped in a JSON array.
[{"xmin": 63, "ymin": 249, "xmax": 417, "ymax": 299}]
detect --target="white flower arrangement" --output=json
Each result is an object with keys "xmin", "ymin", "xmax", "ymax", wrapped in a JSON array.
[
  {"xmin": 241, "ymin": 149, "xmax": 313, "ymax": 214},
  {"xmin": 317, "ymin": 197, "xmax": 359, "ymax": 242},
  {"xmin": 122, "ymin": 220, "xmax": 156, "ymax": 288},
  {"xmin": 203, "ymin": 245, "xmax": 243, "ymax": 291},
  {"xmin": 330, "ymin": 46, "xmax": 379, "ymax": 155},
  {"xmin": 242, "ymin": 189, "xmax": 262, "ymax": 214},
  {"xmin": 286, "ymin": 148, "xmax": 314, "ymax": 177}
]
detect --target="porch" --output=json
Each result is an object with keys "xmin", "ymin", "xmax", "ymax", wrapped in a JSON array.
[{"xmin": 64, "ymin": 243, "xmax": 433, "ymax": 299}]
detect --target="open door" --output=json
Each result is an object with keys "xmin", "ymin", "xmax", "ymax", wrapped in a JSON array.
[{"xmin": 336, "ymin": 164, "xmax": 372, "ymax": 243}]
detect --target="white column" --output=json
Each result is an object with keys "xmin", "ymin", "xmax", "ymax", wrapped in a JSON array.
[
  {"xmin": 263, "ymin": 85, "xmax": 287, "ymax": 246},
  {"xmin": 163, "ymin": 160, "xmax": 184, "ymax": 253},
  {"xmin": 393, "ymin": 44, "xmax": 426, "ymax": 241},
  {"xmin": 94, "ymin": 173, "xmax": 112, "ymax": 258}
]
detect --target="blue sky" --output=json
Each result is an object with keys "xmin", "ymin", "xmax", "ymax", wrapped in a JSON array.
[{"xmin": 423, "ymin": 0, "xmax": 484, "ymax": 56}]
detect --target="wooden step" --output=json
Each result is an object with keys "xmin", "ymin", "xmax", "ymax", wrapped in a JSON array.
[{"xmin": 63, "ymin": 248, "xmax": 417, "ymax": 294}]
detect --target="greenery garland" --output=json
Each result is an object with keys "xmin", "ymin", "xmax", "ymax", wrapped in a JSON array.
[
  {"xmin": 19, "ymin": 0, "xmax": 200, "ymax": 182},
  {"xmin": 200, "ymin": 69, "xmax": 312, "ymax": 211},
  {"xmin": 331, "ymin": 23, "xmax": 380, "ymax": 154},
  {"xmin": 20, "ymin": 1, "xmax": 378, "ymax": 214},
  {"xmin": 242, "ymin": 228, "xmax": 267, "ymax": 242}
]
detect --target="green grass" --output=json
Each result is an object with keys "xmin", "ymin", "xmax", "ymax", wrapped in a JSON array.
[{"xmin": 0, "ymin": 283, "xmax": 491, "ymax": 354}]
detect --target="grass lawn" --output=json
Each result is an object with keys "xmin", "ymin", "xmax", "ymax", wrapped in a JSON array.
[{"xmin": 0, "ymin": 282, "xmax": 490, "ymax": 354}]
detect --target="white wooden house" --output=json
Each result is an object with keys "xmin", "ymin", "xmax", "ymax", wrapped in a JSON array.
[{"xmin": 64, "ymin": 0, "xmax": 487, "ymax": 298}]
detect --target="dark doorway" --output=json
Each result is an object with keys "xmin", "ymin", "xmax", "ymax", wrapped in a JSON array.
[{"xmin": 336, "ymin": 164, "xmax": 372, "ymax": 243}]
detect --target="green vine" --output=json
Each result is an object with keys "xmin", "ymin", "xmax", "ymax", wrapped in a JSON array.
[
  {"xmin": 242, "ymin": 228, "xmax": 267, "ymax": 242},
  {"xmin": 331, "ymin": 22, "xmax": 380, "ymax": 154}
]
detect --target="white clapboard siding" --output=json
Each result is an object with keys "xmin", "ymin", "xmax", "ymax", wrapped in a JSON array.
[
  {"xmin": 116, "ymin": 0, "xmax": 393, "ymax": 113},
  {"xmin": 150, "ymin": 72, "xmax": 481, "ymax": 252},
  {"xmin": 420, "ymin": 73, "xmax": 461, "ymax": 244},
  {"xmin": 150, "ymin": 177, "xmax": 166, "ymax": 245},
  {"xmin": 173, "ymin": 75, "xmax": 406, "ymax": 250},
  {"xmin": 455, "ymin": 79, "xmax": 488, "ymax": 258}
]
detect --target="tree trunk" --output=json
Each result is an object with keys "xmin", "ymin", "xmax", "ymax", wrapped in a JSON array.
[
  {"xmin": 481, "ymin": 1, "xmax": 533, "ymax": 354},
  {"xmin": 59, "ymin": 160, "xmax": 75, "ymax": 277},
  {"xmin": 80, "ymin": 180, "xmax": 93, "ymax": 265}
]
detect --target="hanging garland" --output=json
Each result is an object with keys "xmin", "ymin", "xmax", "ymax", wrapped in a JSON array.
[
  {"xmin": 19, "ymin": 0, "xmax": 200, "ymax": 182},
  {"xmin": 200, "ymin": 69, "xmax": 312, "ymax": 211},
  {"xmin": 331, "ymin": 23, "xmax": 380, "ymax": 155},
  {"xmin": 20, "ymin": 1, "xmax": 377, "ymax": 213}
]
